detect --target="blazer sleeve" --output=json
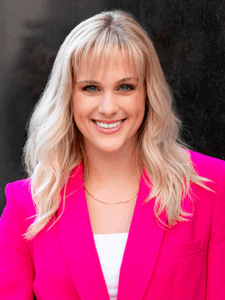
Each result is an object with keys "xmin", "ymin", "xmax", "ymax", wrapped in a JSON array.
[
  {"xmin": 0, "ymin": 182, "xmax": 35, "ymax": 299},
  {"xmin": 206, "ymin": 161, "xmax": 225, "ymax": 299}
]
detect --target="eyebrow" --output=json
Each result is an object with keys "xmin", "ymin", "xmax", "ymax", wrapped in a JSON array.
[{"xmin": 76, "ymin": 77, "xmax": 138, "ymax": 85}]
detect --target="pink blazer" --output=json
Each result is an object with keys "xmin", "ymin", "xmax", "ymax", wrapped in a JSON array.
[{"xmin": 0, "ymin": 150, "xmax": 225, "ymax": 300}]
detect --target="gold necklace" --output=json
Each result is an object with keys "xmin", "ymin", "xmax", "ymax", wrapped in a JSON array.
[{"xmin": 84, "ymin": 186, "xmax": 138, "ymax": 205}]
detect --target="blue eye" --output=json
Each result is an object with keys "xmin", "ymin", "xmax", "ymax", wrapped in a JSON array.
[
  {"xmin": 119, "ymin": 84, "xmax": 134, "ymax": 91},
  {"xmin": 83, "ymin": 85, "xmax": 98, "ymax": 92}
]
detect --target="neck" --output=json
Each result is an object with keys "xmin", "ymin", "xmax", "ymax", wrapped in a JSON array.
[{"xmin": 83, "ymin": 143, "xmax": 142, "ymax": 188}]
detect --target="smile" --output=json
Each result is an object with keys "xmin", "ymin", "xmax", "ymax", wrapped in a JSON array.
[
  {"xmin": 91, "ymin": 119, "xmax": 126, "ymax": 135},
  {"xmin": 93, "ymin": 120, "xmax": 123, "ymax": 129}
]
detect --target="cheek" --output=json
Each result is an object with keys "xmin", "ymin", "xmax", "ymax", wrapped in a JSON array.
[
  {"xmin": 133, "ymin": 99, "xmax": 146, "ymax": 119},
  {"xmin": 72, "ymin": 100, "xmax": 90, "ymax": 120},
  {"xmin": 137, "ymin": 108, "xmax": 146, "ymax": 126},
  {"xmin": 133, "ymin": 90, "xmax": 146, "ymax": 113},
  {"xmin": 134, "ymin": 101, "xmax": 146, "ymax": 127},
  {"xmin": 72, "ymin": 92, "xmax": 89, "ymax": 118}
]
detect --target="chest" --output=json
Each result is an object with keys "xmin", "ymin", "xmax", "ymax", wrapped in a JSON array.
[{"xmin": 85, "ymin": 192, "xmax": 137, "ymax": 234}]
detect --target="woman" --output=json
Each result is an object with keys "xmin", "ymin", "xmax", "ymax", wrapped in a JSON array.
[{"xmin": 0, "ymin": 10, "xmax": 224, "ymax": 300}]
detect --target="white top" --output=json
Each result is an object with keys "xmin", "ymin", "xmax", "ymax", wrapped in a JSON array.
[{"xmin": 93, "ymin": 232, "xmax": 129, "ymax": 300}]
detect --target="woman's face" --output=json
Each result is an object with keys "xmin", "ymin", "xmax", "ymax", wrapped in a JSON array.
[{"xmin": 72, "ymin": 51, "xmax": 146, "ymax": 156}]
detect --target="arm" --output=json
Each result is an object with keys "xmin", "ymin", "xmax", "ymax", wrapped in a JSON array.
[
  {"xmin": 0, "ymin": 182, "xmax": 35, "ymax": 299},
  {"xmin": 206, "ymin": 161, "xmax": 225, "ymax": 299}
]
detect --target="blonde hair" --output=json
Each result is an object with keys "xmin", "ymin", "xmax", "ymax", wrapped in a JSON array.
[{"xmin": 23, "ymin": 10, "xmax": 211, "ymax": 240}]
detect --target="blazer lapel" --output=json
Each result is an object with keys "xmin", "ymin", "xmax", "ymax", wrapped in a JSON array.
[
  {"xmin": 117, "ymin": 167, "xmax": 167, "ymax": 300},
  {"xmin": 57, "ymin": 160, "xmax": 167, "ymax": 300},
  {"xmin": 57, "ymin": 160, "xmax": 110, "ymax": 300}
]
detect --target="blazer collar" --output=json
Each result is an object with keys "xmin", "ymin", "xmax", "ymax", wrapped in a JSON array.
[{"xmin": 57, "ymin": 160, "xmax": 167, "ymax": 300}]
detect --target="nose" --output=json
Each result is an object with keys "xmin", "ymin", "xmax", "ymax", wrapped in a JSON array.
[{"xmin": 98, "ymin": 92, "xmax": 119, "ymax": 115}]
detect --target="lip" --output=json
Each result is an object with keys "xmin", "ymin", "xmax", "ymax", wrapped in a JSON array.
[
  {"xmin": 92, "ymin": 119, "xmax": 126, "ymax": 124},
  {"xmin": 92, "ymin": 119, "xmax": 126, "ymax": 135}
]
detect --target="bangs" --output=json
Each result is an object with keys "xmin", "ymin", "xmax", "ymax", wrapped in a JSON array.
[{"xmin": 71, "ymin": 28, "xmax": 146, "ymax": 84}]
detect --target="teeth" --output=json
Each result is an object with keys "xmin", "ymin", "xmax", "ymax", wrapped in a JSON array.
[{"xmin": 95, "ymin": 120, "xmax": 123, "ymax": 129}]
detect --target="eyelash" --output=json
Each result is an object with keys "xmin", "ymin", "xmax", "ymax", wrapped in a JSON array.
[{"xmin": 82, "ymin": 84, "xmax": 135, "ymax": 92}]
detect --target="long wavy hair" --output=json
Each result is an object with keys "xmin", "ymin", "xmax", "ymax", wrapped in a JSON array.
[{"xmin": 23, "ymin": 10, "xmax": 211, "ymax": 240}]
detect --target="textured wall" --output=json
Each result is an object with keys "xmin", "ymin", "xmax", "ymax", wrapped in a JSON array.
[{"xmin": 1, "ymin": 0, "xmax": 225, "ymax": 213}]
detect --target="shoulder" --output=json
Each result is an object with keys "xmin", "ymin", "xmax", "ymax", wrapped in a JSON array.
[
  {"xmin": 5, "ymin": 178, "xmax": 33, "ymax": 206},
  {"xmin": 5, "ymin": 177, "xmax": 31, "ymax": 194},
  {"xmin": 188, "ymin": 150, "xmax": 225, "ymax": 184},
  {"xmin": 4, "ymin": 178, "xmax": 36, "ymax": 229},
  {"xmin": 189, "ymin": 149, "xmax": 224, "ymax": 166}
]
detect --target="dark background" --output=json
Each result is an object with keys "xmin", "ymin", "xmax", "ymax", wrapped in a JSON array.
[{"xmin": 1, "ymin": 0, "xmax": 225, "ymax": 214}]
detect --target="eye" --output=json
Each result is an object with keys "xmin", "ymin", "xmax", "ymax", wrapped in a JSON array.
[
  {"xmin": 119, "ymin": 84, "xmax": 134, "ymax": 91},
  {"xmin": 82, "ymin": 85, "xmax": 99, "ymax": 92}
]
